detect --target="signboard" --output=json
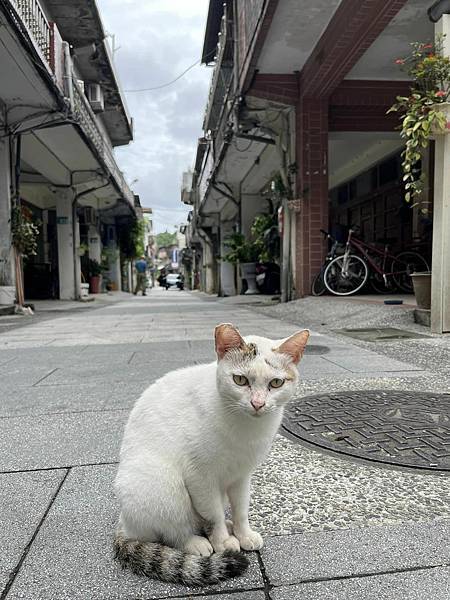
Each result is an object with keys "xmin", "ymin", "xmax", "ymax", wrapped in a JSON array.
[{"xmin": 57, "ymin": 216, "xmax": 69, "ymax": 225}]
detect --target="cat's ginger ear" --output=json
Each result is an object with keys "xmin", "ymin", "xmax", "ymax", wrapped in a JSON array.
[
  {"xmin": 276, "ymin": 330, "xmax": 309, "ymax": 364},
  {"xmin": 215, "ymin": 323, "xmax": 246, "ymax": 359}
]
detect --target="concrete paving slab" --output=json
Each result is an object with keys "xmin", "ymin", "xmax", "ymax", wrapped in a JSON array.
[
  {"xmin": 36, "ymin": 361, "xmax": 189, "ymax": 387},
  {"xmin": 271, "ymin": 567, "xmax": 450, "ymax": 600},
  {"xmin": 323, "ymin": 354, "xmax": 423, "ymax": 372},
  {"xmin": 298, "ymin": 356, "xmax": 351, "ymax": 376},
  {"xmin": 6, "ymin": 465, "xmax": 264, "ymax": 600},
  {"xmin": 261, "ymin": 520, "xmax": 450, "ymax": 586},
  {"xmin": 0, "ymin": 410, "xmax": 127, "ymax": 471},
  {"xmin": 1, "ymin": 350, "xmax": 135, "ymax": 369},
  {"xmin": 0, "ymin": 381, "xmax": 148, "ymax": 417},
  {"xmin": 0, "ymin": 469, "xmax": 66, "ymax": 593},
  {"xmin": 79, "ymin": 340, "xmax": 191, "ymax": 355},
  {"xmin": 0, "ymin": 364, "xmax": 57, "ymax": 388}
]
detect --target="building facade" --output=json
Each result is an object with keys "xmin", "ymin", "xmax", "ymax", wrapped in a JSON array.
[
  {"xmin": 0, "ymin": 0, "xmax": 138, "ymax": 302},
  {"xmin": 183, "ymin": 0, "xmax": 450, "ymax": 333}
]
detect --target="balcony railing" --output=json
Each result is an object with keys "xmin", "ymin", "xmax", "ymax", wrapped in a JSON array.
[
  {"xmin": 203, "ymin": 4, "xmax": 234, "ymax": 132},
  {"xmin": 12, "ymin": 0, "xmax": 51, "ymax": 61},
  {"xmin": 7, "ymin": 0, "xmax": 134, "ymax": 209},
  {"xmin": 72, "ymin": 77, "xmax": 134, "ymax": 207},
  {"xmin": 72, "ymin": 78, "xmax": 104, "ymax": 156}
]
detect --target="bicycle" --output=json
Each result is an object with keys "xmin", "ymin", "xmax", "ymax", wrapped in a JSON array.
[
  {"xmin": 323, "ymin": 228, "xmax": 430, "ymax": 296},
  {"xmin": 311, "ymin": 230, "xmax": 342, "ymax": 296}
]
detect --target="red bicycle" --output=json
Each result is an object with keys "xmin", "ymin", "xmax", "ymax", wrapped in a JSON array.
[{"xmin": 323, "ymin": 228, "xmax": 430, "ymax": 296}]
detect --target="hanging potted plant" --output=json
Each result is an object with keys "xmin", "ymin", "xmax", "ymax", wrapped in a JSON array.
[
  {"xmin": 11, "ymin": 204, "xmax": 40, "ymax": 257},
  {"xmin": 10, "ymin": 203, "xmax": 40, "ymax": 306},
  {"xmin": 388, "ymin": 39, "xmax": 450, "ymax": 310},
  {"xmin": 388, "ymin": 38, "xmax": 450, "ymax": 206}
]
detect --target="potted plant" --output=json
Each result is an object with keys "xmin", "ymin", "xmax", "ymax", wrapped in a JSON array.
[
  {"xmin": 223, "ymin": 232, "xmax": 260, "ymax": 294},
  {"xmin": 410, "ymin": 271, "xmax": 432, "ymax": 310},
  {"xmin": 87, "ymin": 258, "xmax": 103, "ymax": 294},
  {"xmin": 388, "ymin": 38, "xmax": 450, "ymax": 208},
  {"xmin": 11, "ymin": 204, "xmax": 40, "ymax": 257}
]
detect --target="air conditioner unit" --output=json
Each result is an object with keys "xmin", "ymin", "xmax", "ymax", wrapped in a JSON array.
[{"xmin": 86, "ymin": 83, "xmax": 105, "ymax": 112}]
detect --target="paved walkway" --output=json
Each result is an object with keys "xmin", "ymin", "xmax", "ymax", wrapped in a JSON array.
[{"xmin": 0, "ymin": 289, "xmax": 449, "ymax": 599}]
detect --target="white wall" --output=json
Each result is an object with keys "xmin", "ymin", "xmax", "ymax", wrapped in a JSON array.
[
  {"xmin": 56, "ymin": 191, "xmax": 78, "ymax": 299},
  {"xmin": 241, "ymin": 194, "xmax": 267, "ymax": 237},
  {"xmin": 0, "ymin": 133, "xmax": 14, "ymax": 287},
  {"xmin": 88, "ymin": 225, "xmax": 101, "ymax": 263},
  {"xmin": 220, "ymin": 220, "xmax": 236, "ymax": 296}
]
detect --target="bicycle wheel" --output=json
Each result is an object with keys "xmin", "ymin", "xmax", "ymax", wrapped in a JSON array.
[
  {"xmin": 393, "ymin": 251, "xmax": 430, "ymax": 293},
  {"xmin": 324, "ymin": 254, "xmax": 369, "ymax": 296},
  {"xmin": 311, "ymin": 270, "xmax": 326, "ymax": 296}
]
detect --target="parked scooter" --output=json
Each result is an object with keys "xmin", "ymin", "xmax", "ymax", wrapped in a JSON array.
[{"xmin": 255, "ymin": 262, "xmax": 280, "ymax": 294}]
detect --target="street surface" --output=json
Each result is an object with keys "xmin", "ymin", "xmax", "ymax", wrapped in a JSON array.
[{"xmin": 0, "ymin": 289, "xmax": 449, "ymax": 599}]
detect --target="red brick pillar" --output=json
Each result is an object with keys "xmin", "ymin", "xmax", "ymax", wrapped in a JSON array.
[{"xmin": 294, "ymin": 98, "xmax": 329, "ymax": 297}]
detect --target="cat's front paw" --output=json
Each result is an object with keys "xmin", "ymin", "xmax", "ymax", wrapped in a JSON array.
[
  {"xmin": 210, "ymin": 534, "xmax": 240, "ymax": 553},
  {"xmin": 184, "ymin": 535, "xmax": 213, "ymax": 556},
  {"xmin": 235, "ymin": 529, "xmax": 264, "ymax": 551}
]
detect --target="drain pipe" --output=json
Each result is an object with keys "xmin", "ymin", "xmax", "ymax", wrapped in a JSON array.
[{"xmin": 63, "ymin": 42, "xmax": 74, "ymax": 108}]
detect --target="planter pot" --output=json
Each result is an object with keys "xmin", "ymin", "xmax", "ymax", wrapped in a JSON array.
[
  {"xmin": 240, "ymin": 262, "xmax": 259, "ymax": 295},
  {"xmin": 0, "ymin": 285, "xmax": 15, "ymax": 305},
  {"xmin": 80, "ymin": 283, "xmax": 90, "ymax": 298},
  {"xmin": 431, "ymin": 102, "xmax": 450, "ymax": 135},
  {"xmin": 411, "ymin": 272, "xmax": 431, "ymax": 310},
  {"xmin": 89, "ymin": 275, "xmax": 101, "ymax": 294}
]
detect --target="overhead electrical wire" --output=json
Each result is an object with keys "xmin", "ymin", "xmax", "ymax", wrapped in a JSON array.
[{"xmin": 124, "ymin": 48, "xmax": 217, "ymax": 93}]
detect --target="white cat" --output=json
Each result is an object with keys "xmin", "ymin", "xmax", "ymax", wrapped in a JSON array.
[{"xmin": 114, "ymin": 323, "xmax": 309, "ymax": 586}]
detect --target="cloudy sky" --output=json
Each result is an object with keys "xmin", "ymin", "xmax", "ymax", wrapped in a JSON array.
[{"xmin": 97, "ymin": 0, "xmax": 211, "ymax": 233}]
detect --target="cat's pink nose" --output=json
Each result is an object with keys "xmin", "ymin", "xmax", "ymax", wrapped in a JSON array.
[{"xmin": 251, "ymin": 397, "xmax": 265, "ymax": 411}]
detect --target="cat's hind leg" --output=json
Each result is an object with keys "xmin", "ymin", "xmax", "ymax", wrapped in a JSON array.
[{"xmin": 115, "ymin": 461, "xmax": 209, "ymax": 554}]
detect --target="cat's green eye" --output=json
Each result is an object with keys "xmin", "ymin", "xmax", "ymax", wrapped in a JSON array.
[
  {"xmin": 269, "ymin": 378, "xmax": 284, "ymax": 389},
  {"xmin": 233, "ymin": 374, "xmax": 249, "ymax": 386}
]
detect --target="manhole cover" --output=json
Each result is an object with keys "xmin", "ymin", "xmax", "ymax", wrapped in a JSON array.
[
  {"xmin": 283, "ymin": 390, "xmax": 450, "ymax": 471},
  {"xmin": 333, "ymin": 327, "xmax": 430, "ymax": 342}
]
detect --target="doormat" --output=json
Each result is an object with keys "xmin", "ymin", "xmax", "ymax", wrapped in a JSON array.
[{"xmin": 333, "ymin": 327, "xmax": 431, "ymax": 342}]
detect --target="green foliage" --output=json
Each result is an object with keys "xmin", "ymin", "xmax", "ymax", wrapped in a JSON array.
[
  {"xmin": 11, "ymin": 204, "xmax": 40, "ymax": 257},
  {"xmin": 388, "ymin": 38, "xmax": 450, "ymax": 209},
  {"xmin": 156, "ymin": 230, "xmax": 177, "ymax": 248},
  {"xmin": 87, "ymin": 258, "xmax": 103, "ymax": 277},
  {"xmin": 223, "ymin": 213, "xmax": 280, "ymax": 264},
  {"xmin": 222, "ymin": 233, "xmax": 259, "ymax": 264},
  {"xmin": 118, "ymin": 218, "xmax": 146, "ymax": 259},
  {"xmin": 251, "ymin": 213, "xmax": 280, "ymax": 263}
]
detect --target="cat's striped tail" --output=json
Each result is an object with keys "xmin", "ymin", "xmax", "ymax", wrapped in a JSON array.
[{"xmin": 113, "ymin": 533, "xmax": 249, "ymax": 586}]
